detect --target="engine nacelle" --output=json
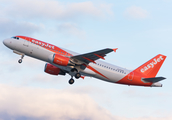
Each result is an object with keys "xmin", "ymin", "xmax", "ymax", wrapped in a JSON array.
[
  {"xmin": 49, "ymin": 54, "xmax": 70, "ymax": 66},
  {"xmin": 44, "ymin": 63, "xmax": 60, "ymax": 75}
]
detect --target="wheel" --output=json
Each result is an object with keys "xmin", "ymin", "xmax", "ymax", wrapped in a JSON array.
[
  {"xmin": 69, "ymin": 79, "xmax": 74, "ymax": 85},
  {"xmin": 75, "ymin": 73, "xmax": 81, "ymax": 79},
  {"xmin": 18, "ymin": 59, "xmax": 22, "ymax": 63}
]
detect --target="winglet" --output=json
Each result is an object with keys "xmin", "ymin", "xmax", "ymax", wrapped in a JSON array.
[{"xmin": 113, "ymin": 48, "xmax": 118, "ymax": 52}]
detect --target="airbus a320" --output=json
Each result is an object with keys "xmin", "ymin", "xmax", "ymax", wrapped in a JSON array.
[{"xmin": 3, "ymin": 36, "xmax": 167, "ymax": 87}]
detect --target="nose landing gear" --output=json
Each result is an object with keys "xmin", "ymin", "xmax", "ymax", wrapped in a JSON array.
[
  {"xmin": 18, "ymin": 59, "xmax": 22, "ymax": 63},
  {"xmin": 18, "ymin": 54, "xmax": 24, "ymax": 63}
]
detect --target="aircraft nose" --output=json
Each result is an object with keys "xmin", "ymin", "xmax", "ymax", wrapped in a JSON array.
[{"xmin": 3, "ymin": 39, "xmax": 9, "ymax": 47}]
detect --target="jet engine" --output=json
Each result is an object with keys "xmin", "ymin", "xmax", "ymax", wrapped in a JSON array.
[
  {"xmin": 49, "ymin": 54, "xmax": 70, "ymax": 66},
  {"xmin": 44, "ymin": 63, "xmax": 60, "ymax": 75}
]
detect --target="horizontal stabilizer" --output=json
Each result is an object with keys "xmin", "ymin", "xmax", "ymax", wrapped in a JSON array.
[{"xmin": 142, "ymin": 77, "xmax": 166, "ymax": 83}]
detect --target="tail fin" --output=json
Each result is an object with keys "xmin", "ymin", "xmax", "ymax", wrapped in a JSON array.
[{"xmin": 134, "ymin": 54, "xmax": 166, "ymax": 78}]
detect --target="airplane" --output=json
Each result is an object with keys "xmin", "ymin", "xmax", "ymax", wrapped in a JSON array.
[{"xmin": 3, "ymin": 36, "xmax": 167, "ymax": 87}]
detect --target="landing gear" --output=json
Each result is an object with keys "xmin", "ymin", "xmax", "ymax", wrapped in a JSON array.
[
  {"xmin": 75, "ymin": 73, "xmax": 81, "ymax": 79},
  {"xmin": 69, "ymin": 78, "xmax": 74, "ymax": 85},
  {"xmin": 68, "ymin": 68, "xmax": 81, "ymax": 85},
  {"xmin": 70, "ymin": 68, "xmax": 81, "ymax": 79},
  {"xmin": 18, "ymin": 59, "xmax": 22, "ymax": 63},
  {"xmin": 18, "ymin": 54, "xmax": 24, "ymax": 64}
]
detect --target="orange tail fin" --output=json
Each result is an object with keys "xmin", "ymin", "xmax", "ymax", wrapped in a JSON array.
[{"xmin": 134, "ymin": 54, "xmax": 166, "ymax": 78}]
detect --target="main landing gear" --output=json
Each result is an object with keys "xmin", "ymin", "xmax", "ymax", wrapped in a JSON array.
[
  {"xmin": 68, "ymin": 68, "xmax": 81, "ymax": 85},
  {"xmin": 18, "ymin": 54, "xmax": 24, "ymax": 63},
  {"xmin": 75, "ymin": 73, "xmax": 81, "ymax": 79},
  {"xmin": 69, "ymin": 78, "xmax": 74, "ymax": 84}
]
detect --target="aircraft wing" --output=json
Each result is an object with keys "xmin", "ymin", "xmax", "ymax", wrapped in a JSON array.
[{"xmin": 70, "ymin": 48, "xmax": 117, "ymax": 65}]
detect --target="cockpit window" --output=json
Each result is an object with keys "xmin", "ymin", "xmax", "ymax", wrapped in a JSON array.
[{"xmin": 12, "ymin": 36, "xmax": 19, "ymax": 40}]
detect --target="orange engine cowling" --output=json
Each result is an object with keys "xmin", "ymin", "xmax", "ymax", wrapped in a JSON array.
[
  {"xmin": 52, "ymin": 54, "xmax": 70, "ymax": 66},
  {"xmin": 44, "ymin": 63, "xmax": 60, "ymax": 75}
]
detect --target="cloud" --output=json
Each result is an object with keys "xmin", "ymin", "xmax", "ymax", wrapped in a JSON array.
[
  {"xmin": 116, "ymin": 117, "xmax": 172, "ymax": 120},
  {"xmin": 0, "ymin": 83, "xmax": 171, "ymax": 120},
  {"xmin": 0, "ymin": 0, "xmax": 113, "ymax": 38},
  {"xmin": 0, "ymin": 18, "xmax": 43, "ymax": 36},
  {"xmin": 57, "ymin": 23, "xmax": 86, "ymax": 39},
  {"xmin": 0, "ymin": 84, "xmax": 115, "ymax": 120},
  {"xmin": 128, "ymin": 117, "xmax": 172, "ymax": 120},
  {"xmin": 0, "ymin": 0, "xmax": 113, "ymax": 39},
  {"xmin": 0, "ymin": 51, "xmax": 45, "ymax": 77},
  {"xmin": 124, "ymin": 6, "xmax": 149, "ymax": 19},
  {"xmin": 122, "ymin": 89, "xmax": 168, "ymax": 98},
  {"xmin": 2, "ymin": 0, "xmax": 113, "ymax": 20}
]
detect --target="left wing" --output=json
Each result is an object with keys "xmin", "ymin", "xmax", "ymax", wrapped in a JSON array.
[{"xmin": 70, "ymin": 48, "xmax": 117, "ymax": 65}]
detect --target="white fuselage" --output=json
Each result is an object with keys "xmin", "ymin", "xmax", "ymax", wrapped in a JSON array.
[{"xmin": 3, "ymin": 37, "xmax": 131, "ymax": 83}]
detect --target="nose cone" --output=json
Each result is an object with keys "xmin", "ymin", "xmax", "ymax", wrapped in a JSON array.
[
  {"xmin": 3, "ymin": 39, "xmax": 8, "ymax": 46},
  {"xmin": 3, "ymin": 38, "xmax": 12, "ymax": 49}
]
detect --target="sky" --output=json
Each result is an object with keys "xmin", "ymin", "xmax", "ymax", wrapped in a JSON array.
[{"xmin": 0, "ymin": 0, "xmax": 172, "ymax": 120}]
